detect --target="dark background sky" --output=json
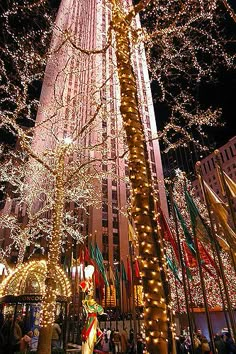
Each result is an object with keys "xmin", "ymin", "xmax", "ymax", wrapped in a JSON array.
[{"xmin": 0, "ymin": 0, "xmax": 235, "ymax": 177}]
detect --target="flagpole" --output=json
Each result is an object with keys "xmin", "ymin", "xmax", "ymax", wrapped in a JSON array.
[
  {"xmin": 105, "ymin": 264, "xmax": 108, "ymax": 328},
  {"xmin": 129, "ymin": 241, "xmax": 138, "ymax": 353},
  {"xmin": 184, "ymin": 256, "xmax": 197, "ymax": 332},
  {"xmin": 110, "ymin": 282, "xmax": 112, "ymax": 329},
  {"xmin": 156, "ymin": 207, "xmax": 177, "ymax": 354},
  {"xmin": 215, "ymin": 150, "xmax": 236, "ymax": 228},
  {"xmin": 196, "ymin": 162, "xmax": 236, "ymax": 341},
  {"xmin": 169, "ymin": 186, "xmax": 195, "ymax": 354},
  {"xmin": 214, "ymin": 150, "xmax": 236, "ymax": 273},
  {"xmin": 136, "ymin": 277, "xmax": 141, "ymax": 333},
  {"xmin": 110, "ymin": 264, "xmax": 113, "ymax": 329},
  {"xmin": 116, "ymin": 268, "xmax": 119, "ymax": 330},
  {"xmin": 94, "ymin": 231, "xmax": 97, "ymax": 298},
  {"xmin": 181, "ymin": 175, "xmax": 217, "ymax": 354},
  {"xmin": 173, "ymin": 271, "xmax": 182, "ymax": 330},
  {"xmin": 121, "ymin": 260, "xmax": 125, "ymax": 330},
  {"xmin": 213, "ymin": 248, "xmax": 231, "ymax": 334}
]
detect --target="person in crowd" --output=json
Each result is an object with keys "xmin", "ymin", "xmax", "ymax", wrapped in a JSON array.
[
  {"xmin": 120, "ymin": 327, "xmax": 128, "ymax": 354},
  {"xmin": 51, "ymin": 320, "xmax": 61, "ymax": 349},
  {"xmin": 201, "ymin": 336, "xmax": 211, "ymax": 354},
  {"xmin": 193, "ymin": 332, "xmax": 202, "ymax": 354},
  {"xmin": 137, "ymin": 333, "xmax": 145, "ymax": 354},
  {"xmin": 19, "ymin": 330, "xmax": 33, "ymax": 353},
  {"xmin": 0, "ymin": 314, "xmax": 13, "ymax": 353},
  {"xmin": 129, "ymin": 329, "xmax": 134, "ymax": 344},
  {"xmin": 225, "ymin": 332, "xmax": 236, "ymax": 354},
  {"xmin": 109, "ymin": 329, "xmax": 115, "ymax": 353},
  {"xmin": 113, "ymin": 328, "xmax": 121, "ymax": 353},
  {"xmin": 12, "ymin": 314, "xmax": 23, "ymax": 352},
  {"xmin": 101, "ymin": 330, "xmax": 110, "ymax": 352},
  {"xmin": 178, "ymin": 335, "xmax": 189, "ymax": 354},
  {"xmin": 214, "ymin": 334, "xmax": 227, "ymax": 354},
  {"xmin": 106, "ymin": 328, "xmax": 111, "ymax": 342}
]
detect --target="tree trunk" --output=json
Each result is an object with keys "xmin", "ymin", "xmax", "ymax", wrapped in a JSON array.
[
  {"xmin": 37, "ymin": 324, "xmax": 53, "ymax": 354},
  {"xmin": 17, "ymin": 239, "xmax": 26, "ymax": 265},
  {"xmin": 111, "ymin": 3, "xmax": 169, "ymax": 353},
  {"xmin": 37, "ymin": 146, "xmax": 66, "ymax": 354}
]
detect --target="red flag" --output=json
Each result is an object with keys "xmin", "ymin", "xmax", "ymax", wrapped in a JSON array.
[
  {"xmin": 127, "ymin": 257, "xmax": 132, "ymax": 283},
  {"xmin": 183, "ymin": 242, "xmax": 197, "ymax": 268},
  {"xmin": 134, "ymin": 259, "xmax": 141, "ymax": 278},
  {"xmin": 197, "ymin": 240, "xmax": 220, "ymax": 275},
  {"xmin": 95, "ymin": 271, "xmax": 104, "ymax": 300},
  {"xmin": 183, "ymin": 241, "xmax": 216, "ymax": 277},
  {"xmin": 84, "ymin": 246, "xmax": 91, "ymax": 262},
  {"xmin": 127, "ymin": 257, "xmax": 132, "ymax": 296},
  {"xmin": 159, "ymin": 208, "xmax": 180, "ymax": 263}
]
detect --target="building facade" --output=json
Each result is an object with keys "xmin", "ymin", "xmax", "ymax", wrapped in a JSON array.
[
  {"xmin": 192, "ymin": 136, "xmax": 236, "ymax": 203},
  {"xmin": 1, "ymin": 0, "xmax": 167, "ymax": 267}
]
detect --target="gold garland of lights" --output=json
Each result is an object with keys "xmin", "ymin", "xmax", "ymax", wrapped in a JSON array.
[
  {"xmin": 0, "ymin": 259, "xmax": 71, "ymax": 298},
  {"xmin": 110, "ymin": 2, "xmax": 169, "ymax": 353}
]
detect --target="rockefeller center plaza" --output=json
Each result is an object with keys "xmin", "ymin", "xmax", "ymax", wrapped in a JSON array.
[{"xmin": 0, "ymin": 0, "xmax": 236, "ymax": 353}]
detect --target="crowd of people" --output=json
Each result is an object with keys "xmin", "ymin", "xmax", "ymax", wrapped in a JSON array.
[
  {"xmin": 0, "ymin": 310, "xmax": 63, "ymax": 354},
  {"xmin": 176, "ymin": 330, "xmax": 236, "ymax": 354},
  {"xmin": 1, "ymin": 306, "xmax": 236, "ymax": 354},
  {"xmin": 94, "ymin": 327, "xmax": 145, "ymax": 354},
  {"xmin": 0, "ymin": 313, "xmax": 33, "ymax": 354}
]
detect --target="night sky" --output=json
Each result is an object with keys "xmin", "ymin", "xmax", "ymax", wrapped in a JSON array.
[{"xmin": 0, "ymin": 0, "xmax": 235, "ymax": 173}]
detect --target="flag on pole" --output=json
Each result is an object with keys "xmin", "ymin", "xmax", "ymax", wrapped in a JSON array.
[
  {"xmin": 128, "ymin": 222, "xmax": 136, "ymax": 241},
  {"xmin": 107, "ymin": 263, "xmax": 115, "ymax": 286},
  {"xmin": 216, "ymin": 166, "xmax": 236, "ymax": 198},
  {"xmin": 126, "ymin": 257, "xmax": 132, "ymax": 296},
  {"xmin": 159, "ymin": 208, "xmax": 180, "ymax": 263},
  {"xmin": 121, "ymin": 260, "xmax": 127, "ymax": 283},
  {"xmin": 115, "ymin": 267, "xmax": 120, "ymax": 299},
  {"xmin": 200, "ymin": 179, "xmax": 236, "ymax": 250},
  {"xmin": 182, "ymin": 242, "xmax": 197, "ymax": 268},
  {"xmin": 174, "ymin": 202, "xmax": 195, "ymax": 254},
  {"xmin": 197, "ymin": 239, "xmax": 220, "ymax": 275},
  {"xmin": 95, "ymin": 269, "xmax": 105, "ymax": 300},
  {"xmin": 175, "ymin": 201, "xmax": 217, "ymax": 276},
  {"xmin": 134, "ymin": 259, "xmax": 141, "ymax": 279},
  {"xmin": 89, "ymin": 243, "xmax": 95, "ymax": 260},
  {"xmin": 95, "ymin": 243, "xmax": 109, "ymax": 286},
  {"xmin": 184, "ymin": 188, "xmax": 212, "ymax": 244},
  {"xmin": 166, "ymin": 256, "xmax": 182, "ymax": 283}
]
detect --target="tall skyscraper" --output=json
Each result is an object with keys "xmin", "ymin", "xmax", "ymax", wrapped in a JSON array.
[{"xmin": 2, "ymin": 0, "xmax": 167, "ymax": 266}]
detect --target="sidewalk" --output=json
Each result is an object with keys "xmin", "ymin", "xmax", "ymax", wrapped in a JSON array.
[{"xmin": 66, "ymin": 343, "xmax": 81, "ymax": 353}]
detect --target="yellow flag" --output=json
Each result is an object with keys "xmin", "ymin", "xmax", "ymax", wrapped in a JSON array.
[
  {"xmin": 216, "ymin": 165, "xmax": 236, "ymax": 198},
  {"xmin": 223, "ymin": 171, "xmax": 236, "ymax": 198},
  {"xmin": 202, "ymin": 179, "xmax": 236, "ymax": 250},
  {"xmin": 128, "ymin": 221, "xmax": 135, "ymax": 241}
]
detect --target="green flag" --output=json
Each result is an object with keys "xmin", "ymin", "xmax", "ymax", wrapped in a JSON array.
[
  {"xmin": 121, "ymin": 260, "xmax": 127, "ymax": 282},
  {"xmin": 115, "ymin": 267, "xmax": 120, "ymax": 299},
  {"xmin": 166, "ymin": 256, "xmax": 182, "ymax": 283},
  {"xmin": 95, "ymin": 243, "xmax": 109, "ymax": 286},
  {"xmin": 184, "ymin": 188, "xmax": 212, "ymax": 244},
  {"xmin": 89, "ymin": 243, "xmax": 95, "ymax": 259},
  {"xmin": 174, "ymin": 202, "xmax": 195, "ymax": 254}
]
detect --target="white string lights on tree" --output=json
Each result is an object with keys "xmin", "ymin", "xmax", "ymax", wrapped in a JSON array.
[{"xmin": 140, "ymin": 0, "xmax": 235, "ymax": 152}]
